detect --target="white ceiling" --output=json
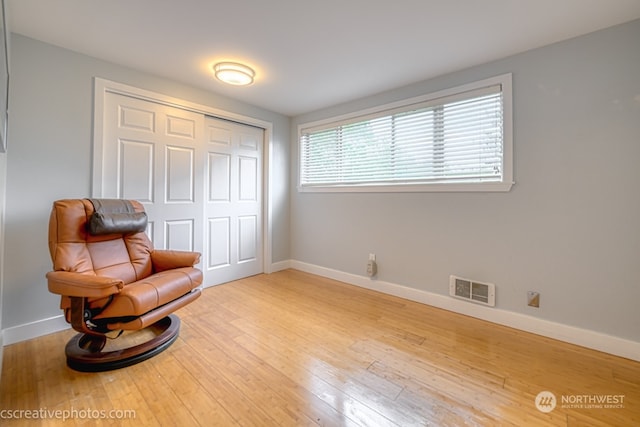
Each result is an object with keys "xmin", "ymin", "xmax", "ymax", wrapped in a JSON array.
[{"xmin": 7, "ymin": 0, "xmax": 640, "ymax": 116}]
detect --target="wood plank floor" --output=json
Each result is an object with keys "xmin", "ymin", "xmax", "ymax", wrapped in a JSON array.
[{"xmin": 1, "ymin": 269, "xmax": 638, "ymax": 426}]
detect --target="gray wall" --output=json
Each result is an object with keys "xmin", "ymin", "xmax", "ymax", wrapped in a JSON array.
[
  {"xmin": 290, "ymin": 20, "xmax": 640, "ymax": 341},
  {"xmin": 2, "ymin": 34, "xmax": 290, "ymax": 330}
]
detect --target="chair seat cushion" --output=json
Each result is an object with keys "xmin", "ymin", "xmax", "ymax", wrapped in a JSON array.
[{"xmin": 94, "ymin": 267, "xmax": 203, "ymax": 319}]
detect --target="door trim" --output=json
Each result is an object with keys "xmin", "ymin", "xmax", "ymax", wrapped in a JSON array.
[{"xmin": 93, "ymin": 77, "xmax": 275, "ymax": 275}]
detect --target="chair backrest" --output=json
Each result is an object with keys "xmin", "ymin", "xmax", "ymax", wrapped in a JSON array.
[{"xmin": 48, "ymin": 199, "xmax": 154, "ymax": 284}]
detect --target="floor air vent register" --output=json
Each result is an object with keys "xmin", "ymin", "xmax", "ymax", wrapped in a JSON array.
[{"xmin": 449, "ymin": 275, "xmax": 496, "ymax": 307}]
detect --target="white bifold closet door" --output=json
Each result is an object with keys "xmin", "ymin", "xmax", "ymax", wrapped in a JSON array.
[
  {"xmin": 98, "ymin": 92, "xmax": 263, "ymax": 287},
  {"xmin": 204, "ymin": 116, "xmax": 263, "ymax": 285}
]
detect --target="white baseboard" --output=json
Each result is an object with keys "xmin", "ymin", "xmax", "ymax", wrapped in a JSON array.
[
  {"xmin": 289, "ymin": 260, "xmax": 640, "ymax": 362},
  {"xmin": 270, "ymin": 259, "xmax": 293, "ymax": 273},
  {"xmin": 2, "ymin": 315, "xmax": 70, "ymax": 346}
]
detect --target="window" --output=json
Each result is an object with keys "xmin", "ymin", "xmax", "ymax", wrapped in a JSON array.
[{"xmin": 298, "ymin": 74, "xmax": 513, "ymax": 192}]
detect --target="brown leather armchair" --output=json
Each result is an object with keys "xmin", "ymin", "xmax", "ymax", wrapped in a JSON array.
[{"xmin": 46, "ymin": 199, "xmax": 202, "ymax": 371}]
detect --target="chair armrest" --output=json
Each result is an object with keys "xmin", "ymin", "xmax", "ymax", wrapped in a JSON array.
[
  {"xmin": 46, "ymin": 271, "xmax": 124, "ymax": 298},
  {"xmin": 151, "ymin": 250, "xmax": 201, "ymax": 273}
]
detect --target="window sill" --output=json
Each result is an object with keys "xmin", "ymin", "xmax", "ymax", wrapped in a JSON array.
[{"xmin": 298, "ymin": 181, "xmax": 514, "ymax": 193}]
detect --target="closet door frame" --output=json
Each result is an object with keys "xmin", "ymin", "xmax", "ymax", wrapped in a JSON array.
[{"xmin": 92, "ymin": 77, "xmax": 275, "ymax": 279}]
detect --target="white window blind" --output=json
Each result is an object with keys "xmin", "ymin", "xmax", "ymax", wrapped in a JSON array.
[{"xmin": 299, "ymin": 75, "xmax": 512, "ymax": 192}]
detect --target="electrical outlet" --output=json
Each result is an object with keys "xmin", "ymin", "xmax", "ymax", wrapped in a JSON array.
[
  {"xmin": 366, "ymin": 259, "xmax": 377, "ymax": 277},
  {"xmin": 527, "ymin": 291, "xmax": 540, "ymax": 308}
]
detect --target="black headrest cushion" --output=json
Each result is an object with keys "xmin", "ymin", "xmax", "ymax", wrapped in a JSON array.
[{"xmin": 86, "ymin": 199, "xmax": 148, "ymax": 235}]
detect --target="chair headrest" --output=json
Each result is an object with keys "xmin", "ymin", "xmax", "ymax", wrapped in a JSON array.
[{"xmin": 86, "ymin": 198, "xmax": 148, "ymax": 235}]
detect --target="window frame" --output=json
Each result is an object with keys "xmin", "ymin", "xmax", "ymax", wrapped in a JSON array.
[{"xmin": 297, "ymin": 73, "xmax": 513, "ymax": 193}]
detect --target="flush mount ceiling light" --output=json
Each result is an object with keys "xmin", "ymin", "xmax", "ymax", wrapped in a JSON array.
[{"xmin": 213, "ymin": 62, "xmax": 255, "ymax": 86}]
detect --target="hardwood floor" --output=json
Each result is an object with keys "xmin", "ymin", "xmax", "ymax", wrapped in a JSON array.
[{"xmin": 1, "ymin": 269, "xmax": 638, "ymax": 426}]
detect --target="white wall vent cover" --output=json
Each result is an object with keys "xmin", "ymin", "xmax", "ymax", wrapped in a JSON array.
[{"xmin": 449, "ymin": 275, "xmax": 496, "ymax": 307}]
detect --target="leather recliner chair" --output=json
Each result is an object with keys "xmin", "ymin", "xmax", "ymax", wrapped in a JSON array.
[{"xmin": 46, "ymin": 199, "xmax": 202, "ymax": 371}]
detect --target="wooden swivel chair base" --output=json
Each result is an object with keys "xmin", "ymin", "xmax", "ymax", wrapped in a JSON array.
[
  {"xmin": 65, "ymin": 313, "xmax": 180, "ymax": 372},
  {"xmin": 46, "ymin": 199, "xmax": 202, "ymax": 372}
]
